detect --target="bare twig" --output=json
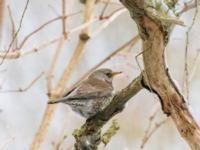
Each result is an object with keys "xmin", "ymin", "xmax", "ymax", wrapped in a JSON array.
[
  {"xmin": 23, "ymin": 36, "xmax": 63, "ymax": 56},
  {"xmin": 0, "ymin": 0, "xmax": 30, "ymax": 65},
  {"xmin": 177, "ymin": 1, "xmax": 198, "ymax": 16},
  {"xmin": 0, "ymin": 36, "xmax": 63, "ymax": 59},
  {"xmin": 53, "ymin": 0, "xmax": 96, "ymax": 96},
  {"xmin": 0, "ymin": 6, "xmax": 126, "ymax": 59},
  {"xmin": 140, "ymin": 118, "xmax": 170, "ymax": 149},
  {"xmin": 101, "ymin": 7, "xmax": 126, "ymax": 20},
  {"xmin": 99, "ymin": 0, "xmax": 121, "ymax": 5},
  {"xmin": 51, "ymin": 134, "xmax": 67, "ymax": 150},
  {"xmin": 183, "ymin": 0, "xmax": 198, "ymax": 102},
  {"xmin": 90, "ymin": 7, "xmax": 126, "ymax": 38},
  {"xmin": 0, "ymin": 0, "xmax": 4, "ymax": 39},
  {"xmin": 188, "ymin": 49, "xmax": 200, "ymax": 81},
  {"xmin": 99, "ymin": 0, "xmax": 110, "ymax": 19},
  {"xmin": 140, "ymin": 103, "xmax": 162, "ymax": 149},
  {"xmin": 52, "ymin": 120, "xmax": 68, "ymax": 150},
  {"xmin": 46, "ymin": 37, "xmax": 64, "ymax": 94},
  {"xmin": 62, "ymin": 0, "xmax": 67, "ymax": 38},
  {"xmin": 0, "ymin": 50, "xmax": 21, "ymax": 59},
  {"xmin": 7, "ymin": 6, "xmax": 18, "ymax": 50},
  {"xmin": 140, "ymin": 102, "xmax": 160, "ymax": 148},
  {"xmin": 0, "ymin": 72, "xmax": 44, "ymax": 93},
  {"xmin": 0, "ymin": 17, "xmax": 97, "ymax": 59},
  {"xmin": 18, "ymin": 11, "xmax": 81, "ymax": 49},
  {"xmin": 68, "ymin": 17, "xmax": 98, "ymax": 34}
]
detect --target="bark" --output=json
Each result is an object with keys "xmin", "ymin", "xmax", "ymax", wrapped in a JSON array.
[{"xmin": 121, "ymin": 0, "xmax": 200, "ymax": 149}]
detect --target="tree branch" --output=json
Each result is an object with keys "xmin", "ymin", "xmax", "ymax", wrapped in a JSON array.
[
  {"xmin": 0, "ymin": 0, "xmax": 30, "ymax": 65},
  {"xmin": 73, "ymin": 73, "xmax": 143, "ymax": 150},
  {"xmin": 177, "ymin": 1, "xmax": 198, "ymax": 16},
  {"xmin": 120, "ymin": 0, "xmax": 200, "ymax": 149},
  {"xmin": 0, "ymin": 72, "xmax": 44, "ymax": 93},
  {"xmin": 0, "ymin": 0, "xmax": 4, "ymax": 39}
]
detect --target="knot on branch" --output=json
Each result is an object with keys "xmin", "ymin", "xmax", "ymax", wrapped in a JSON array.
[
  {"xmin": 79, "ymin": 0, "xmax": 98, "ymax": 4},
  {"xmin": 79, "ymin": 0, "xmax": 87, "ymax": 4},
  {"xmin": 79, "ymin": 33, "xmax": 90, "ymax": 42}
]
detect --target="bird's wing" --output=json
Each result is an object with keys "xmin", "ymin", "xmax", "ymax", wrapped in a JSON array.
[
  {"xmin": 48, "ymin": 78, "xmax": 113, "ymax": 104},
  {"xmin": 65, "ymin": 78, "xmax": 113, "ymax": 100}
]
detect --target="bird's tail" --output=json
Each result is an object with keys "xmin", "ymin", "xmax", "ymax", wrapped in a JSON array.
[{"xmin": 48, "ymin": 97, "xmax": 67, "ymax": 104}]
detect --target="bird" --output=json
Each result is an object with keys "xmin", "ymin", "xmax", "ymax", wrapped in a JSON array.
[{"xmin": 48, "ymin": 68, "xmax": 121, "ymax": 119}]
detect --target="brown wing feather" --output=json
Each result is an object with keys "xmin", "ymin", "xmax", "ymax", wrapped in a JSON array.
[{"xmin": 65, "ymin": 78, "xmax": 113, "ymax": 100}]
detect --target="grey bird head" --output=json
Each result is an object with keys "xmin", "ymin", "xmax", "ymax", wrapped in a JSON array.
[{"xmin": 89, "ymin": 68, "xmax": 121, "ymax": 83}]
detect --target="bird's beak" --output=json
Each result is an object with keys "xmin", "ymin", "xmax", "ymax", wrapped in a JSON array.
[{"xmin": 111, "ymin": 71, "xmax": 122, "ymax": 77}]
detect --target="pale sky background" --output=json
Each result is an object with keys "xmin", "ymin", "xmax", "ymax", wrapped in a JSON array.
[{"xmin": 0, "ymin": 0, "xmax": 200, "ymax": 150}]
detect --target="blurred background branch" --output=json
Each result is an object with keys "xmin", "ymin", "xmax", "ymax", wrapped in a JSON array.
[{"xmin": 29, "ymin": 0, "xmax": 96, "ymax": 149}]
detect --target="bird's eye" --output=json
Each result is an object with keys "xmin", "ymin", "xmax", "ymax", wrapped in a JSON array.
[{"xmin": 106, "ymin": 72, "xmax": 112, "ymax": 78}]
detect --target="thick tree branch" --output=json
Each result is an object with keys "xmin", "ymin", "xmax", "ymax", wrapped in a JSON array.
[
  {"xmin": 74, "ymin": 73, "xmax": 143, "ymax": 150},
  {"xmin": 120, "ymin": 0, "xmax": 200, "ymax": 149}
]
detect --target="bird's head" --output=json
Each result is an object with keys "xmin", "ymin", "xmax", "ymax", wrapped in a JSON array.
[{"xmin": 89, "ymin": 68, "xmax": 122, "ymax": 83}]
